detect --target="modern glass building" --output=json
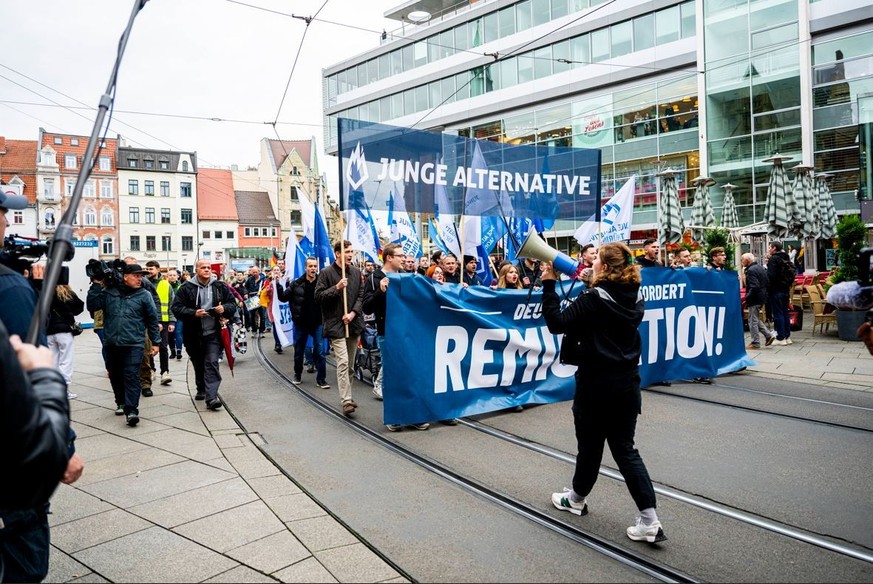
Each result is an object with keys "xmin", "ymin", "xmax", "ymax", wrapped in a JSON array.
[{"xmin": 323, "ymin": 0, "xmax": 872, "ymax": 264}]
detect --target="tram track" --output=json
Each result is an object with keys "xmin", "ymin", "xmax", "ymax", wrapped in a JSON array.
[
  {"xmin": 228, "ymin": 339, "xmax": 873, "ymax": 581},
  {"xmin": 249, "ymin": 340, "xmax": 695, "ymax": 584}
]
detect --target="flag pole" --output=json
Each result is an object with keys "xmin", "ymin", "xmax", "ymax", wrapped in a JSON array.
[
  {"xmin": 339, "ymin": 215, "xmax": 349, "ymax": 338},
  {"xmin": 336, "ymin": 119, "xmax": 349, "ymax": 337}
]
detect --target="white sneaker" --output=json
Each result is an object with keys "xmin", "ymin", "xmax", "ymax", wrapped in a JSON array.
[
  {"xmin": 627, "ymin": 517, "xmax": 667, "ymax": 543},
  {"xmin": 372, "ymin": 387, "xmax": 383, "ymax": 401},
  {"xmin": 785, "ymin": 338, "xmax": 793, "ymax": 345},
  {"xmin": 772, "ymin": 339, "xmax": 789, "ymax": 346},
  {"xmin": 551, "ymin": 488, "xmax": 587, "ymax": 516},
  {"xmin": 67, "ymin": 391, "xmax": 78, "ymax": 400},
  {"xmin": 160, "ymin": 373, "xmax": 172, "ymax": 385},
  {"xmin": 386, "ymin": 424, "xmax": 401, "ymax": 432}
]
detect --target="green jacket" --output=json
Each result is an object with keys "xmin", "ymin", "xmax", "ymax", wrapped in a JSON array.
[{"xmin": 86, "ymin": 283, "xmax": 160, "ymax": 347}]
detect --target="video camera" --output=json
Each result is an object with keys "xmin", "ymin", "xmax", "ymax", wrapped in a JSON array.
[
  {"xmin": 1, "ymin": 234, "xmax": 51, "ymax": 274},
  {"xmin": 86, "ymin": 258, "xmax": 126, "ymax": 287}
]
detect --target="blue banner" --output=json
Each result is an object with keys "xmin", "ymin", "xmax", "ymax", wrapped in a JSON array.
[
  {"xmin": 382, "ymin": 268, "xmax": 753, "ymax": 425},
  {"xmin": 338, "ymin": 118, "xmax": 602, "ymax": 223}
]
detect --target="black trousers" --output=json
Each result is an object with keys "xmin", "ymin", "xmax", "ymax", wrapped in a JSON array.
[
  {"xmin": 157, "ymin": 322, "xmax": 170, "ymax": 373},
  {"xmin": 188, "ymin": 333, "xmax": 222, "ymax": 401},
  {"xmin": 571, "ymin": 372, "xmax": 656, "ymax": 511},
  {"xmin": 0, "ymin": 505, "xmax": 50, "ymax": 583}
]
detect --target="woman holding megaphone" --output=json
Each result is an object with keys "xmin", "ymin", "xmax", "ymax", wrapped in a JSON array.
[{"xmin": 541, "ymin": 242, "xmax": 666, "ymax": 544}]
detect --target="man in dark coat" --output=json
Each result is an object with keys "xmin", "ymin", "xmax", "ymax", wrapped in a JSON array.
[
  {"xmin": 315, "ymin": 240, "xmax": 364, "ymax": 416},
  {"xmin": 742, "ymin": 253, "xmax": 776, "ymax": 349},
  {"xmin": 766, "ymin": 241, "xmax": 794, "ymax": 345},
  {"xmin": 171, "ymin": 260, "xmax": 237, "ymax": 410},
  {"xmin": 277, "ymin": 257, "xmax": 328, "ymax": 388}
]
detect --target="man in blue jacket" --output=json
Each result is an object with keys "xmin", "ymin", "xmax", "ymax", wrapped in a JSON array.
[{"xmin": 87, "ymin": 263, "xmax": 161, "ymax": 426}]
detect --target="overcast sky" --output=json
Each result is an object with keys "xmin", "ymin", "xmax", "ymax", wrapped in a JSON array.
[{"xmin": 2, "ymin": 0, "xmax": 400, "ymax": 198}]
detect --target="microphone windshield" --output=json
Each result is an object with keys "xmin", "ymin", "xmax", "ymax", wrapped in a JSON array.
[{"xmin": 826, "ymin": 281, "xmax": 873, "ymax": 311}]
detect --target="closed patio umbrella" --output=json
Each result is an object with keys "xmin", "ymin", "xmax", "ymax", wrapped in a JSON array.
[
  {"xmin": 816, "ymin": 172, "xmax": 837, "ymax": 239},
  {"xmin": 689, "ymin": 175, "xmax": 716, "ymax": 243},
  {"xmin": 789, "ymin": 164, "xmax": 817, "ymax": 238},
  {"xmin": 762, "ymin": 153, "xmax": 794, "ymax": 239},
  {"xmin": 720, "ymin": 183, "xmax": 740, "ymax": 229},
  {"xmin": 657, "ymin": 168, "xmax": 685, "ymax": 246}
]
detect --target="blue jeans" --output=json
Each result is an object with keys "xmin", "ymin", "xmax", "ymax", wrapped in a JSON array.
[
  {"xmin": 0, "ymin": 504, "xmax": 50, "ymax": 583},
  {"xmin": 106, "ymin": 344, "xmax": 145, "ymax": 414},
  {"xmin": 770, "ymin": 291, "xmax": 791, "ymax": 340},
  {"xmin": 174, "ymin": 320, "xmax": 184, "ymax": 354},
  {"xmin": 294, "ymin": 325, "xmax": 326, "ymax": 383}
]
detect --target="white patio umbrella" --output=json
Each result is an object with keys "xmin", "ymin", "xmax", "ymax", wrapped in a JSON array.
[
  {"xmin": 789, "ymin": 164, "xmax": 817, "ymax": 238},
  {"xmin": 816, "ymin": 172, "xmax": 838, "ymax": 239},
  {"xmin": 762, "ymin": 153, "xmax": 794, "ymax": 239},
  {"xmin": 689, "ymin": 176, "xmax": 716, "ymax": 244},
  {"xmin": 720, "ymin": 183, "xmax": 740, "ymax": 229},
  {"xmin": 657, "ymin": 168, "xmax": 685, "ymax": 246}
]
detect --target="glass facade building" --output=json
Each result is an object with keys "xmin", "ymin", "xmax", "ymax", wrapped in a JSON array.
[{"xmin": 323, "ymin": 0, "xmax": 872, "ymax": 256}]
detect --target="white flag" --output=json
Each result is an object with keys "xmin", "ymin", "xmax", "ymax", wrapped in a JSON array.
[
  {"xmin": 344, "ymin": 209, "xmax": 381, "ymax": 263},
  {"xmin": 271, "ymin": 233, "xmax": 297, "ymax": 348},
  {"xmin": 574, "ymin": 175, "xmax": 636, "ymax": 246},
  {"xmin": 434, "ymin": 179, "xmax": 461, "ymax": 258}
]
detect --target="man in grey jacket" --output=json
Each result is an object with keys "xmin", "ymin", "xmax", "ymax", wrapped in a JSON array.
[{"xmin": 315, "ymin": 241, "xmax": 364, "ymax": 416}]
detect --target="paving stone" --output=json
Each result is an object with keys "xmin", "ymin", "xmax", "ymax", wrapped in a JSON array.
[
  {"xmin": 51, "ymin": 508, "xmax": 151, "ymax": 553},
  {"xmin": 222, "ymin": 444, "xmax": 267, "ymax": 464},
  {"xmin": 72, "ymin": 526, "xmax": 237, "ymax": 583},
  {"xmin": 133, "ymin": 427, "xmax": 223, "ymax": 460},
  {"xmin": 74, "ymin": 432, "xmax": 149, "ymax": 462},
  {"xmin": 264, "ymin": 493, "xmax": 325, "ymax": 523},
  {"xmin": 74, "ymin": 446, "xmax": 184, "ymax": 486},
  {"xmin": 226, "ymin": 530, "xmax": 311, "ymax": 574},
  {"xmin": 286, "ymin": 516, "xmax": 360, "ymax": 552},
  {"xmin": 80, "ymin": 459, "xmax": 235, "ymax": 508},
  {"xmin": 231, "ymin": 458, "xmax": 283, "ymax": 479},
  {"xmin": 200, "ymin": 409, "xmax": 241, "ymax": 432},
  {"xmin": 149, "ymin": 410, "xmax": 210, "ymax": 436},
  {"xmin": 204, "ymin": 565, "xmax": 280, "ymax": 583},
  {"xmin": 315, "ymin": 543, "xmax": 400, "ymax": 583},
  {"xmin": 49, "ymin": 485, "xmax": 114, "ymax": 527},
  {"xmin": 173, "ymin": 500, "xmax": 285, "ymax": 552},
  {"xmin": 68, "ymin": 572, "xmax": 111, "ymax": 583},
  {"xmin": 70, "ymin": 421, "xmax": 104, "ymax": 439},
  {"xmin": 128, "ymin": 477, "xmax": 257, "ymax": 528},
  {"xmin": 247, "ymin": 475, "xmax": 302, "ymax": 499},
  {"xmin": 214, "ymin": 433, "xmax": 246, "ymax": 448},
  {"xmin": 45, "ymin": 546, "xmax": 92, "ymax": 583},
  {"xmin": 272, "ymin": 557, "xmax": 338, "ymax": 583}
]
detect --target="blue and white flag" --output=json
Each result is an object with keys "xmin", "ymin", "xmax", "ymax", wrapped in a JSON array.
[
  {"xmin": 434, "ymin": 178, "xmax": 461, "ymax": 258},
  {"xmin": 382, "ymin": 268, "xmax": 753, "ymax": 425},
  {"xmin": 271, "ymin": 232, "xmax": 302, "ymax": 348},
  {"xmin": 574, "ymin": 175, "xmax": 636, "ymax": 246},
  {"xmin": 387, "ymin": 185, "xmax": 421, "ymax": 258},
  {"xmin": 344, "ymin": 190, "xmax": 381, "ymax": 263}
]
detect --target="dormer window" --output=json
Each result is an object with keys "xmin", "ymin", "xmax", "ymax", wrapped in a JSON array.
[
  {"xmin": 160, "ymin": 160, "xmax": 168, "ymax": 170},
  {"xmin": 182, "ymin": 160, "xmax": 189, "ymax": 172}
]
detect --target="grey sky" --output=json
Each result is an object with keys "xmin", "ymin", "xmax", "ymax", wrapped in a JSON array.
[{"xmin": 1, "ymin": 0, "xmax": 398, "ymax": 198}]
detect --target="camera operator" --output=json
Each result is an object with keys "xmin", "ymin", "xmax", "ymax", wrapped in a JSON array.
[
  {"xmin": 1, "ymin": 189, "xmax": 82, "ymax": 582},
  {"xmin": 87, "ymin": 261, "xmax": 160, "ymax": 426}
]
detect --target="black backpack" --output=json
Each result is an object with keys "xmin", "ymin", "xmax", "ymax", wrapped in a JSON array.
[{"xmin": 772, "ymin": 255, "xmax": 795, "ymax": 289}]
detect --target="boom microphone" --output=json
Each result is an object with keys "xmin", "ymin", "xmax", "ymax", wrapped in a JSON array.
[{"xmin": 826, "ymin": 281, "xmax": 873, "ymax": 311}]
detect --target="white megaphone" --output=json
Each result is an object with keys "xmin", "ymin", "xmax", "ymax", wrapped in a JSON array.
[{"xmin": 517, "ymin": 231, "xmax": 583, "ymax": 279}]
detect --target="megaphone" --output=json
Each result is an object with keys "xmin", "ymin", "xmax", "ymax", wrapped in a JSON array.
[{"xmin": 517, "ymin": 231, "xmax": 583, "ymax": 279}]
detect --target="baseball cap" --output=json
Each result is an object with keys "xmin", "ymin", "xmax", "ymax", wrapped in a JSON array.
[
  {"xmin": 122, "ymin": 263, "xmax": 149, "ymax": 275},
  {"xmin": 0, "ymin": 188, "xmax": 27, "ymax": 211}
]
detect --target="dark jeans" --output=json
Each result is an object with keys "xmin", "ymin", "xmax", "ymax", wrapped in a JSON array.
[
  {"xmin": 770, "ymin": 291, "xmax": 791, "ymax": 340},
  {"xmin": 0, "ymin": 504, "xmax": 50, "ymax": 583},
  {"xmin": 189, "ymin": 333, "xmax": 222, "ymax": 400},
  {"xmin": 158, "ymin": 322, "xmax": 170, "ymax": 373},
  {"xmin": 571, "ymin": 372, "xmax": 656, "ymax": 512},
  {"xmin": 173, "ymin": 320, "xmax": 184, "ymax": 354},
  {"xmin": 249, "ymin": 307, "xmax": 265, "ymax": 333},
  {"xmin": 294, "ymin": 325, "xmax": 326, "ymax": 382},
  {"xmin": 106, "ymin": 345, "xmax": 145, "ymax": 414},
  {"xmin": 94, "ymin": 328, "xmax": 108, "ymax": 369}
]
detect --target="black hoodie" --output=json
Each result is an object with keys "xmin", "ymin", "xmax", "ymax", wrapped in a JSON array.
[{"xmin": 542, "ymin": 279, "xmax": 644, "ymax": 379}]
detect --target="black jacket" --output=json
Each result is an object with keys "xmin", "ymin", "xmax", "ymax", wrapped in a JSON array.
[
  {"xmin": 171, "ymin": 277, "xmax": 237, "ymax": 348},
  {"xmin": 767, "ymin": 251, "xmax": 794, "ymax": 293},
  {"xmin": 636, "ymin": 256, "xmax": 661, "ymax": 268},
  {"xmin": 542, "ymin": 279, "xmax": 644, "ymax": 378},
  {"xmin": 0, "ymin": 320, "xmax": 70, "ymax": 510},
  {"xmin": 47, "ymin": 290, "xmax": 85, "ymax": 335},
  {"xmin": 314, "ymin": 262, "xmax": 364, "ymax": 339},
  {"xmin": 87, "ymin": 283, "xmax": 160, "ymax": 347},
  {"xmin": 744, "ymin": 262, "xmax": 769, "ymax": 306},
  {"xmin": 516, "ymin": 260, "xmax": 539, "ymax": 288},
  {"xmin": 463, "ymin": 271, "xmax": 483, "ymax": 286},
  {"xmin": 361, "ymin": 268, "xmax": 388, "ymax": 335},
  {"xmin": 277, "ymin": 275, "xmax": 320, "ymax": 330}
]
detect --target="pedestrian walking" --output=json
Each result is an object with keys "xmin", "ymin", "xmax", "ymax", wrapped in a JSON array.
[
  {"xmin": 542, "ymin": 242, "xmax": 666, "ymax": 543},
  {"xmin": 277, "ymin": 257, "xmax": 329, "ymax": 387},
  {"xmin": 46, "ymin": 284, "xmax": 85, "ymax": 399},
  {"xmin": 741, "ymin": 253, "xmax": 777, "ymax": 349}
]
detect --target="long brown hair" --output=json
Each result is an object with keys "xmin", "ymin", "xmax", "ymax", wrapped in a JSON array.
[
  {"xmin": 592, "ymin": 242, "xmax": 641, "ymax": 287},
  {"xmin": 496, "ymin": 264, "xmax": 522, "ymax": 289}
]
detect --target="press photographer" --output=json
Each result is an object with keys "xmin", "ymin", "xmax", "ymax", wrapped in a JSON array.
[{"xmin": 0, "ymin": 192, "xmax": 46, "ymax": 343}]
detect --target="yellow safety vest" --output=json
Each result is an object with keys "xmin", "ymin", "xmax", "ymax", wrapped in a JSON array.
[{"xmin": 156, "ymin": 279, "xmax": 173, "ymax": 322}]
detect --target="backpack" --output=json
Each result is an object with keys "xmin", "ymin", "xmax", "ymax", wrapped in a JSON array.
[{"xmin": 772, "ymin": 255, "xmax": 795, "ymax": 289}]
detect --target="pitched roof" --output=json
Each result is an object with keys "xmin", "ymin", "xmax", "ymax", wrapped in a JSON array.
[
  {"xmin": 268, "ymin": 139, "xmax": 312, "ymax": 173},
  {"xmin": 235, "ymin": 190, "xmax": 277, "ymax": 225},
  {"xmin": 0, "ymin": 139, "xmax": 38, "ymax": 174},
  {"xmin": 197, "ymin": 168, "xmax": 238, "ymax": 220}
]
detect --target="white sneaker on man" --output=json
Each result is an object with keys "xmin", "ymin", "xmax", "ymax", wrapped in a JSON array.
[
  {"xmin": 627, "ymin": 517, "xmax": 667, "ymax": 543},
  {"xmin": 551, "ymin": 488, "xmax": 587, "ymax": 516},
  {"xmin": 372, "ymin": 387, "xmax": 383, "ymax": 401},
  {"xmin": 772, "ymin": 339, "xmax": 789, "ymax": 346}
]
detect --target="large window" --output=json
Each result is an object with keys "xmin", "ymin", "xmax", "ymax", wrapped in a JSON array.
[
  {"xmin": 145, "ymin": 208, "xmax": 155, "ymax": 224},
  {"xmin": 101, "ymin": 236, "xmax": 113, "ymax": 255},
  {"xmin": 162, "ymin": 236, "xmax": 172, "ymax": 252},
  {"xmin": 130, "ymin": 235, "xmax": 140, "ymax": 251},
  {"xmin": 160, "ymin": 181, "xmax": 170, "ymax": 196},
  {"xmin": 181, "ymin": 208, "xmax": 192, "ymax": 224},
  {"xmin": 100, "ymin": 180, "xmax": 113, "ymax": 198},
  {"xmin": 128, "ymin": 180, "xmax": 138, "ymax": 195},
  {"xmin": 101, "ymin": 207, "xmax": 114, "ymax": 226},
  {"xmin": 161, "ymin": 208, "xmax": 171, "ymax": 224},
  {"xmin": 182, "ymin": 236, "xmax": 193, "ymax": 251},
  {"xmin": 144, "ymin": 180, "xmax": 154, "ymax": 196},
  {"xmin": 129, "ymin": 207, "xmax": 139, "ymax": 223},
  {"xmin": 180, "ymin": 182, "xmax": 191, "ymax": 197},
  {"xmin": 146, "ymin": 236, "xmax": 156, "ymax": 251}
]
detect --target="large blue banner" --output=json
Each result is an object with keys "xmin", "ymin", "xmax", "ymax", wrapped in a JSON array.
[
  {"xmin": 382, "ymin": 268, "xmax": 753, "ymax": 425},
  {"xmin": 338, "ymin": 118, "xmax": 602, "ymax": 223}
]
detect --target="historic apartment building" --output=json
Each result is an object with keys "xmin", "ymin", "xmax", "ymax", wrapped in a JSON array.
[
  {"xmin": 0, "ymin": 137, "xmax": 38, "ymax": 238},
  {"xmin": 117, "ymin": 145, "xmax": 198, "ymax": 271}
]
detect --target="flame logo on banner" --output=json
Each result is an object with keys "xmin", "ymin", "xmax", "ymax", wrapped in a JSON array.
[{"xmin": 346, "ymin": 142, "xmax": 369, "ymax": 191}]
